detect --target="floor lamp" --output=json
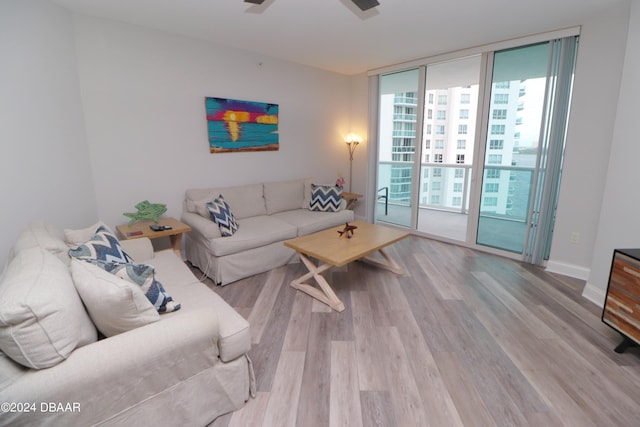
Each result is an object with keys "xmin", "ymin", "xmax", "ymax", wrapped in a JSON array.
[{"xmin": 345, "ymin": 134, "xmax": 362, "ymax": 193}]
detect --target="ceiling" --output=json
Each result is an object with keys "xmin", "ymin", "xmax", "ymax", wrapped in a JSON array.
[{"xmin": 50, "ymin": 0, "xmax": 625, "ymax": 75}]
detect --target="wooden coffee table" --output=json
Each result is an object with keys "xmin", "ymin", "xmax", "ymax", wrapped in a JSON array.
[
  {"xmin": 284, "ymin": 221, "xmax": 409, "ymax": 312},
  {"xmin": 116, "ymin": 217, "xmax": 191, "ymax": 257}
]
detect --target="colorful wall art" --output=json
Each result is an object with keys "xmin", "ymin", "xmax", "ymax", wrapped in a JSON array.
[{"xmin": 205, "ymin": 97, "xmax": 279, "ymax": 153}]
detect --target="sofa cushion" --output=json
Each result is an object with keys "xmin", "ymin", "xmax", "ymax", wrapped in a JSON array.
[
  {"xmin": 71, "ymin": 259, "xmax": 160, "ymax": 337},
  {"xmin": 301, "ymin": 177, "xmax": 315, "ymax": 209},
  {"xmin": 119, "ymin": 238, "xmax": 155, "ymax": 264},
  {"xmin": 91, "ymin": 261, "xmax": 181, "ymax": 313},
  {"xmin": 10, "ymin": 221, "xmax": 70, "ymax": 266},
  {"xmin": 209, "ymin": 216, "xmax": 297, "ymax": 257},
  {"xmin": 207, "ymin": 195, "xmax": 239, "ymax": 237},
  {"xmin": 68, "ymin": 227, "xmax": 134, "ymax": 264},
  {"xmin": 310, "ymin": 184, "xmax": 343, "ymax": 212},
  {"xmin": 272, "ymin": 208, "xmax": 355, "ymax": 236},
  {"xmin": 186, "ymin": 184, "xmax": 267, "ymax": 220},
  {"xmin": 0, "ymin": 247, "xmax": 97, "ymax": 369},
  {"xmin": 64, "ymin": 220, "xmax": 112, "ymax": 246},
  {"xmin": 149, "ymin": 250, "xmax": 251, "ymax": 362},
  {"xmin": 264, "ymin": 179, "xmax": 306, "ymax": 215}
]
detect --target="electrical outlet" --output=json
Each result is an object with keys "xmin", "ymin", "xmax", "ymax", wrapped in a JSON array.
[{"xmin": 570, "ymin": 232, "xmax": 581, "ymax": 244}]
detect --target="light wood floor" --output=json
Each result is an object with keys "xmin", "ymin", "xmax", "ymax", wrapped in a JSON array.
[{"xmin": 194, "ymin": 236, "xmax": 640, "ymax": 427}]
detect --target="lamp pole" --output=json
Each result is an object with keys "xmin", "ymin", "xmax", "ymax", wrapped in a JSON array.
[{"xmin": 346, "ymin": 140, "xmax": 359, "ymax": 193}]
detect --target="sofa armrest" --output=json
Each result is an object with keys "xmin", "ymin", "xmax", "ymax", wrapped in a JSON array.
[
  {"xmin": 181, "ymin": 212, "xmax": 222, "ymax": 239},
  {"xmin": 0, "ymin": 305, "xmax": 223, "ymax": 426},
  {"xmin": 119, "ymin": 237, "xmax": 155, "ymax": 262}
]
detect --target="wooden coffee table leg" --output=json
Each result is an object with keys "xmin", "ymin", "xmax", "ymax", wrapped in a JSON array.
[
  {"xmin": 290, "ymin": 253, "xmax": 345, "ymax": 312},
  {"xmin": 361, "ymin": 248, "xmax": 405, "ymax": 275}
]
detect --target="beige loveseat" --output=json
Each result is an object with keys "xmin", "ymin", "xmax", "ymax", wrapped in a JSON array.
[
  {"xmin": 0, "ymin": 221, "xmax": 254, "ymax": 426},
  {"xmin": 181, "ymin": 178, "xmax": 355, "ymax": 285}
]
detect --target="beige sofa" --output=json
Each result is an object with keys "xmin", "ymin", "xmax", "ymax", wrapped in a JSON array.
[
  {"xmin": 0, "ymin": 221, "xmax": 254, "ymax": 426},
  {"xmin": 181, "ymin": 178, "xmax": 355, "ymax": 285}
]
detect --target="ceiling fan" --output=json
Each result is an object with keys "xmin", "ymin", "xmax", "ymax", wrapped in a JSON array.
[{"xmin": 244, "ymin": 0, "xmax": 380, "ymax": 12}]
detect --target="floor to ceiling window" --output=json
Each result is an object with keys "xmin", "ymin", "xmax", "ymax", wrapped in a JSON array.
[
  {"xmin": 376, "ymin": 68, "xmax": 421, "ymax": 228},
  {"xmin": 476, "ymin": 43, "xmax": 551, "ymax": 253},
  {"xmin": 371, "ymin": 30, "xmax": 579, "ymax": 265},
  {"xmin": 417, "ymin": 55, "xmax": 481, "ymax": 242}
]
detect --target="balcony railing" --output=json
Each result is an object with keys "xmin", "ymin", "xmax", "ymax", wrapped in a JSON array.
[
  {"xmin": 377, "ymin": 160, "xmax": 535, "ymax": 222},
  {"xmin": 392, "ymin": 130, "xmax": 416, "ymax": 137},
  {"xmin": 393, "ymin": 96, "xmax": 418, "ymax": 105},
  {"xmin": 393, "ymin": 113, "xmax": 417, "ymax": 121},
  {"xmin": 391, "ymin": 146, "xmax": 415, "ymax": 153}
]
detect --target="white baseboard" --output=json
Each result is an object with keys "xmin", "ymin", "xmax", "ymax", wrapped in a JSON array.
[
  {"xmin": 545, "ymin": 260, "xmax": 591, "ymax": 281},
  {"xmin": 545, "ymin": 261, "xmax": 606, "ymax": 307},
  {"xmin": 581, "ymin": 281, "xmax": 606, "ymax": 308}
]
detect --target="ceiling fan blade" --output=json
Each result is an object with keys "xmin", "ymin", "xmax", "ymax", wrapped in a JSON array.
[
  {"xmin": 243, "ymin": 0, "xmax": 380, "ymax": 11},
  {"xmin": 352, "ymin": 0, "xmax": 380, "ymax": 11}
]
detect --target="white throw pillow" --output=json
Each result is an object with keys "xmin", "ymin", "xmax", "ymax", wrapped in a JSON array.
[
  {"xmin": 64, "ymin": 221, "xmax": 113, "ymax": 246},
  {"xmin": 70, "ymin": 259, "xmax": 160, "ymax": 337},
  {"xmin": 0, "ymin": 248, "xmax": 97, "ymax": 369},
  {"xmin": 10, "ymin": 221, "xmax": 70, "ymax": 266}
]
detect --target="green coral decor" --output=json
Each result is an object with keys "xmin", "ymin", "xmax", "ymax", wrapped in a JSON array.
[{"xmin": 123, "ymin": 200, "xmax": 167, "ymax": 226}]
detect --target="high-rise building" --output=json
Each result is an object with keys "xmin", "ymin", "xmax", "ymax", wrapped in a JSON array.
[{"xmin": 380, "ymin": 77, "xmax": 537, "ymax": 217}]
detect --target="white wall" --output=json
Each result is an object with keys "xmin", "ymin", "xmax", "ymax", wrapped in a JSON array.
[
  {"xmin": 582, "ymin": 0, "xmax": 640, "ymax": 305},
  {"xmin": 72, "ymin": 15, "xmax": 353, "ymax": 230},
  {"xmin": 546, "ymin": 2, "xmax": 630, "ymax": 280},
  {"xmin": 0, "ymin": 0, "xmax": 97, "ymax": 265},
  {"xmin": 2, "ymin": 0, "xmax": 635, "ymax": 296}
]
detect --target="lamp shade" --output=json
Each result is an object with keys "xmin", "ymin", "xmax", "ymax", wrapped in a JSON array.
[{"xmin": 345, "ymin": 134, "xmax": 363, "ymax": 144}]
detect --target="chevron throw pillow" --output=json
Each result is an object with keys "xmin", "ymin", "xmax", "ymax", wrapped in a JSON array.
[
  {"xmin": 206, "ymin": 195, "xmax": 239, "ymax": 237},
  {"xmin": 89, "ymin": 260, "xmax": 180, "ymax": 313},
  {"xmin": 310, "ymin": 184, "xmax": 342, "ymax": 212},
  {"xmin": 68, "ymin": 226, "xmax": 133, "ymax": 264}
]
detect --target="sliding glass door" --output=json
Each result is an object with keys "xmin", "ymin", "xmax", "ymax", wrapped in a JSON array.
[
  {"xmin": 476, "ymin": 43, "xmax": 550, "ymax": 253},
  {"xmin": 417, "ymin": 56, "xmax": 481, "ymax": 241},
  {"xmin": 373, "ymin": 34, "xmax": 578, "ymax": 265},
  {"xmin": 476, "ymin": 38, "xmax": 578, "ymax": 261},
  {"xmin": 376, "ymin": 69, "xmax": 422, "ymax": 228}
]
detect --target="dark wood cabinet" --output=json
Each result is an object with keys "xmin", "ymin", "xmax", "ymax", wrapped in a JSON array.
[{"xmin": 603, "ymin": 248, "xmax": 640, "ymax": 353}]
